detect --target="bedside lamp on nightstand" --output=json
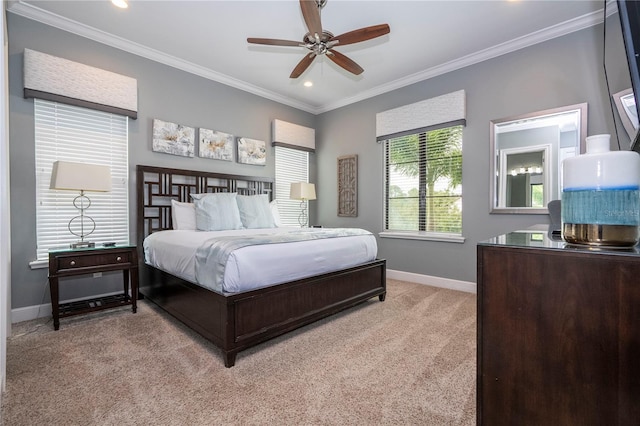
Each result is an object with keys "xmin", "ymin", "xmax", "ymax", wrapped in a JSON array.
[
  {"xmin": 290, "ymin": 182, "xmax": 316, "ymax": 228},
  {"xmin": 50, "ymin": 161, "xmax": 111, "ymax": 248}
]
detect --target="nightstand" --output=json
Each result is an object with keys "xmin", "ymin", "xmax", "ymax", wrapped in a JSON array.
[{"xmin": 48, "ymin": 244, "xmax": 138, "ymax": 330}]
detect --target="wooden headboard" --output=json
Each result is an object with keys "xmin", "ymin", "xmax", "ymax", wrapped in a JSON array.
[{"xmin": 136, "ymin": 165, "xmax": 274, "ymax": 249}]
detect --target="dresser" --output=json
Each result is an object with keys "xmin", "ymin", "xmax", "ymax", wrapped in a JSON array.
[{"xmin": 477, "ymin": 229, "xmax": 640, "ymax": 425}]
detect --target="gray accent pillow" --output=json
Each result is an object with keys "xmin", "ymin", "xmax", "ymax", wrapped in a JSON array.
[
  {"xmin": 236, "ymin": 194, "xmax": 275, "ymax": 229},
  {"xmin": 191, "ymin": 192, "xmax": 243, "ymax": 231}
]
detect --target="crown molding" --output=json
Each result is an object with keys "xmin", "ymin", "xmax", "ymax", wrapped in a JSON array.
[
  {"xmin": 316, "ymin": 9, "xmax": 603, "ymax": 114},
  {"xmin": 8, "ymin": 1, "xmax": 602, "ymax": 115},
  {"xmin": 7, "ymin": 1, "xmax": 318, "ymax": 114}
]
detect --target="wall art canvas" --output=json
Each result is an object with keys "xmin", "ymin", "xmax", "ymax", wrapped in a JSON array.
[
  {"xmin": 152, "ymin": 119, "xmax": 194, "ymax": 157},
  {"xmin": 199, "ymin": 128, "xmax": 233, "ymax": 161},
  {"xmin": 237, "ymin": 137, "xmax": 266, "ymax": 166}
]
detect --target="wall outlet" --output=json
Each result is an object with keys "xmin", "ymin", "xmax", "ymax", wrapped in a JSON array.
[{"xmin": 93, "ymin": 272, "xmax": 102, "ymax": 278}]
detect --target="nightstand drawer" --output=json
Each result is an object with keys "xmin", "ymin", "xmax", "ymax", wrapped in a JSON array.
[{"xmin": 55, "ymin": 251, "xmax": 132, "ymax": 272}]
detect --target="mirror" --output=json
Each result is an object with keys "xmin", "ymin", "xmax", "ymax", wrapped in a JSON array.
[
  {"xmin": 613, "ymin": 88, "xmax": 639, "ymax": 140},
  {"xmin": 605, "ymin": 1, "xmax": 640, "ymax": 150},
  {"xmin": 490, "ymin": 103, "xmax": 587, "ymax": 214}
]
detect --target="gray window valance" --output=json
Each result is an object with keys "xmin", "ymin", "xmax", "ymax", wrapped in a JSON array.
[
  {"xmin": 272, "ymin": 119, "xmax": 315, "ymax": 153},
  {"xmin": 376, "ymin": 90, "xmax": 466, "ymax": 140},
  {"xmin": 23, "ymin": 49, "xmax": 138, "ymax": 119}
]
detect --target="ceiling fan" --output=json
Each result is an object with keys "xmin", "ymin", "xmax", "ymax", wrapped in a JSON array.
[{"xmin": 247, "ymin": 0, "xmax": 390, "ymax": 79}]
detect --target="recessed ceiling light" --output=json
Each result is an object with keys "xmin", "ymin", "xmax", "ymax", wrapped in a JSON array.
[
  {"xmin": 303, "ymin": 81, "xmax": 313, "ymax": 87},
  {"xmin": 111, "ymin": 0, "xmax": 128, "ymax": 9}
]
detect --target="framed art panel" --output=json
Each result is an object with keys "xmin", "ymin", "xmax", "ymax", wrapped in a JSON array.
[
  {"xmin": 237, "ymin": 137, "xmax": 266, "ymax": 166},
  {"xmin": 338, "ymin": 154, "xmax": 358, "ymax": 217},
  {"xmin": 152, "ymin": 119, "xmax": 194, "ymax": 157},
  {"xmin": 199, "ymin": 128, "xmax": 233, "ymax": 161}
]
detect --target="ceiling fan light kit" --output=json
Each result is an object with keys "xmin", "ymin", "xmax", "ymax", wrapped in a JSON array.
[{"xmin": 247, "ymin": 0, "xmax": 390, "ymax": 79}]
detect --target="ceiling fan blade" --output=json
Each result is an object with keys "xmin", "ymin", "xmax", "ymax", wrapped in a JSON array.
[
  {"xmin": 329, "ymin": 24, "xmax": 390, "ymax": 46},
  {"xmin": 326, "ymin": 50, "xmax": 364, "ymax": 75},
  {"xmin": 247, "ymin": 38, "xmax": 302, "ymax": 47},
  {"xmin": 299, "ymin": 0, "xmax": 322, "ymax": 39},
  {"xmin": 290, "ymin": 52, "xmax": 317, "ymax": 79}
]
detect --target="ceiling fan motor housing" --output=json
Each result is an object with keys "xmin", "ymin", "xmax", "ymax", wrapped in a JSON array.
[{"xmin": 303, "ymin": 31, "xmax": 334, "ymax": 55}]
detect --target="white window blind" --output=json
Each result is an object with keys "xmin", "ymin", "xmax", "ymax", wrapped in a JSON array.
[
  {"xmin": 34, "ymin": 99, "xmax": 129, "ymax": 261},
  {"xmin": 275, "ymin": 146, "xmax": 309, "ymax": 227},
  {"xmin": 384, "ymin": 125, "xmax": 463, "ymax": 235}
]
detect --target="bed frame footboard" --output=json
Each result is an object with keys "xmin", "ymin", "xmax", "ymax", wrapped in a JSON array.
[{"xmin": 140, "ymin": 259, "xmax": 386, "ymax": 367}]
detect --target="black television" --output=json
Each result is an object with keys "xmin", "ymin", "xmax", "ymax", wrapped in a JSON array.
[{"xmin": 616, "ymin": 0, "xmax": 640, "ymax": 152}]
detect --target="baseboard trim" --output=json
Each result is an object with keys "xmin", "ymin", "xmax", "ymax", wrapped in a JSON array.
[
  {"xmin": 12, "ymin": 271, "xmax": 475, "ymax": 323},
  {"xmin": 387, "ymin": 269, "xmax": 477, "ymax": 294},
  {"xmin": 11, "ymin": 291, "xmax": 123, "ymax": 324},
  {"xmin": 11, "ymin": 304, "xmax": 51, "ymax": 324}
]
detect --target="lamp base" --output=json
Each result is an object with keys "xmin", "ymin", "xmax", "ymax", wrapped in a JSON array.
[
  {"xmin": 298, "ymin": 200, "xmax": 308, "ymax": 228},
  {"xmin": 70, "ymin": 241, "xmax": 95, "ymax": 249}
]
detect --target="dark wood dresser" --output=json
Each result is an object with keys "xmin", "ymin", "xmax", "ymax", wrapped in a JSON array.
[{"xmin": 477, "ymin": 229, "xmax": 640, "ymax": 425}]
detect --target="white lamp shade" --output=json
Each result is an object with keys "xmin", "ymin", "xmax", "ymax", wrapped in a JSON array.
[
  {"xmin": 50, "ymin": 161, "xmax": 112, "ymax": 192},
  {"xmin": 290, "ymin": 182, "xmax": 316, "ymax": 201}
]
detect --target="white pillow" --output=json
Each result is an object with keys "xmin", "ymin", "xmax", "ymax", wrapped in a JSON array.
[
  {"xmin": 236, "ymin": 194, "xmax": 275, "ymax": 229},
  {"xmin": 191, "ymin": 192, "xmax": 243, "ymax": 231},
  {"xmin": 171, "ymin": 200, "xmax": 196, "ymax": 230},
  {"xmin": 270, "ymin": 200, "xmax": 282, "ymax": 227}
]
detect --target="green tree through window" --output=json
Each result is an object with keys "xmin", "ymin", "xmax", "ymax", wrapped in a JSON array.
[
  {"xmin": 531, "ymin": 183, "xmax": 544, "ymax": 208},
  {"xmin": 384, "ymin": 125, "xmax": 462, "ymax": 234}
]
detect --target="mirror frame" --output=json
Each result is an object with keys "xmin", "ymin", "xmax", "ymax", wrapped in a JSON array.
[{"xmin": 489, "ymin": 102, "xmax": 588, "ymax": 214}]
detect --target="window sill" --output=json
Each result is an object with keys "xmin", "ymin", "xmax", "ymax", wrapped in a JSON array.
[
  {"xmin": 29, "ymin": 260, "xmax": 48, "ymax": 270},
  {"xmin": 379, "ymin": 231, "xmax": 465, "ymax": 243}
]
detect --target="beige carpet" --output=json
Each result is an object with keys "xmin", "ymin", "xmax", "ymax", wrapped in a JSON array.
[{"xmin": 1, "ymin": 279, "xmax": 476, "ymax": 425}]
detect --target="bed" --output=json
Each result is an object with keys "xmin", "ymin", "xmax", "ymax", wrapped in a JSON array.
[{"xmin": 136, "ymin": 165, "xmax": 386, "ymax": 367}]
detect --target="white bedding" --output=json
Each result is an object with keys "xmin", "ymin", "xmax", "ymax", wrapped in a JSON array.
[{"xmin": 143, "ymin": 227, "xmax": 378, "ymax": 294}]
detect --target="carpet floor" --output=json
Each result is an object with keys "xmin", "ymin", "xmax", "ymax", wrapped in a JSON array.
[{"xmin": 1, "ymin": 279, "xmax": 477, "ymax": 425}]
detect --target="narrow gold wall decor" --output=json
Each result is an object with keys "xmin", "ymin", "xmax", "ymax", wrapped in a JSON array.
[{"xmin": 337, "ymin": 155, "xmax": 358, "ymax": 217}]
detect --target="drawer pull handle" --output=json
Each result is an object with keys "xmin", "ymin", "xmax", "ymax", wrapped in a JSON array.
[
  {"xmin": 70, "ymin": 260, "xmax": 76, "ymax": 266},
  {"xmin": 116, "ymin": 256, "xmax": 122, "ymax": 262}
]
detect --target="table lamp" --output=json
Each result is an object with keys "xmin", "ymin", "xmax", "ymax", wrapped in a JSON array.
[
  {"xmin": 290, "ymin": 182, "xmax": 316, "ymax": 227},
  {"xmin": 50, "ymin": 161, "xmax": 111, "ymax": 248}
]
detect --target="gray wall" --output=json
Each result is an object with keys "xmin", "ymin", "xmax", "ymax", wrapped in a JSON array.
[
  {"xmin": 315, "ymin": 25, "xmax": 614, "ymax": 283},
  {"xmin": 7, "ymin": 14, "xmax": 316, "ymax": 309},
  {"xmin": 7, "ymin": 13, "xmax": 619, "ymax": 309}
]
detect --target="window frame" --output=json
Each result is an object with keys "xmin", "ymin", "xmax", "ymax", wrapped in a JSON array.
[{"xmin": 380, "ymin": 122, "xmax": 465, "ymax": 243}]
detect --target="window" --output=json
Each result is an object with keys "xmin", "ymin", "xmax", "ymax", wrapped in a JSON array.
[
  {"xmin": 531, "ymin": 184, "xmax": 544, "ymax": 207},
  {"xmin": 33, "ymin": 99, "xmax": 129, "ymax": 263},
  {"xmin": 275, "ymin": 146, "xmax": 309, "ymax": 227},
  {"xmin": 383, "ymin": 124, "xmax": 463, "ymax": 237}
]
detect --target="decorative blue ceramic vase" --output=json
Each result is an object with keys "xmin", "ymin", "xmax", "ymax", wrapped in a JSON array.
[{"xmin": 562, "ymin": 134, "xmax": 640, "ymax": 247}]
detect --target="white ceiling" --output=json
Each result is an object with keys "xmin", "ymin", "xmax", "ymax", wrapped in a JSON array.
[{"xmin": 7, "ymin": 0, "xmax": 604, "ymax": 114}]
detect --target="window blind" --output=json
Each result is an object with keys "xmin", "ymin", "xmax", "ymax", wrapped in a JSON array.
[
  {"xmin": 34, "ymin": 99, "xmax": 129, "ymax": 261},
  {"xmin": 275, "ymin": 146, "xmax": 309, "ymax": 227},
  {"xmin": 384, "ymin": 125, "xmax": 462, "ymax": 235}
]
